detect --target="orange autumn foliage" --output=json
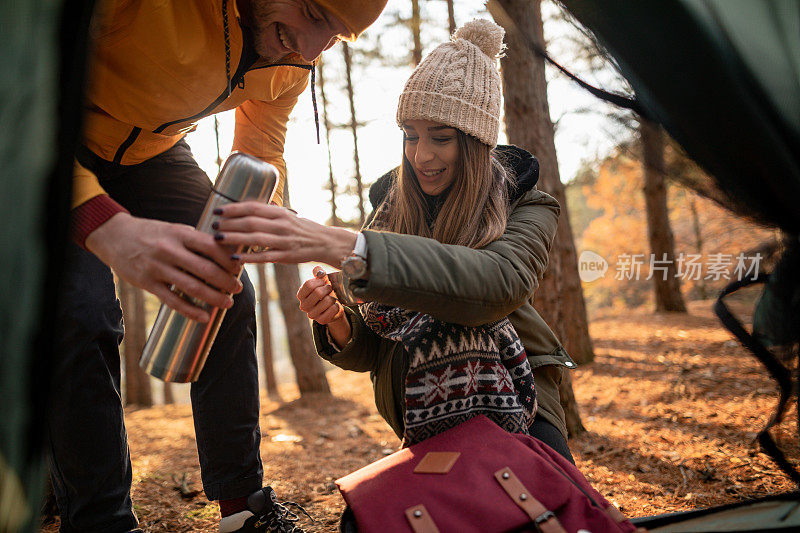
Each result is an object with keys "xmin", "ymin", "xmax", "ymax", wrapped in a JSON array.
[{"xmin": 576, "ymin": 151, "xmax": 776, "ymax": 312}]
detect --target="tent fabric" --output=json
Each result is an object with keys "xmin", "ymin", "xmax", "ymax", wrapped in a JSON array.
[
  {"xmin": 0, "ymin": 1, "xmax": 93, "ymax": 531},
  {"xmin": 560, "ymin": 0, "xmax": 800, "ymax": 235},
  {"xmin": 633, "ymin": 490, "xmax": 800, "ymax": 531},
  {"xmin": 0, "ymin": 2, "xmax": 62, "ymax": 530}
]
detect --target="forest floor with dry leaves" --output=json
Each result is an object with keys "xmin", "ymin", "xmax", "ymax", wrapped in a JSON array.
[{"xmin": 41, "ymin": 300, "xmax": 799, "ymax": 532}]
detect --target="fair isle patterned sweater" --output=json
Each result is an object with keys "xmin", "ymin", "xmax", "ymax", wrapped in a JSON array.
[{"xmin": 361, "ymin": 302, "xmax": 537, "ymax": 445}]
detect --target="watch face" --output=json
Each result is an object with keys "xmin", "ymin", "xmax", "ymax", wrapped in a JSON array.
[{"xmin": 342, "ymin": 256, "xmax": 367, "ymax": 279}]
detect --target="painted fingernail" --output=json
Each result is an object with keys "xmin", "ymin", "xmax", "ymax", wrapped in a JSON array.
[
  {"xmin": 231, "ymin": 254, "xmax": 241, "ymax": 261},
  {"xmin": 213, "ymin": 208, "xmax": 223, "ymax": 215},
  {"xmin": 211, "ymin": 221, "xmax": 220, "ymax": 230},
  {"xmin": 214, "ymin": 233, "xmax": 224, "ymax": 241}
]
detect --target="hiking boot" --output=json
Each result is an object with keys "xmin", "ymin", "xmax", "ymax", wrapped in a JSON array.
[{"xmin": 218, "ymin": 486, "xmax": 312, "ymax": 532}]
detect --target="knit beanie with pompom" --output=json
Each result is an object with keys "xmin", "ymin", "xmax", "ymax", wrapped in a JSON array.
[{"xmin": 396, "ymin": 19, "xmax": 505, "ymax": 148}]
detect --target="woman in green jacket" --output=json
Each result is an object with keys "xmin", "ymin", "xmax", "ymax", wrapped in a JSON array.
[{"xmin": 215, "ymin": 19, "xmax": 575, "ymax": 460}]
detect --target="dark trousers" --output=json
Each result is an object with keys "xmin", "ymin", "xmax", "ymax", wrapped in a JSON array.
[
  {"xmin": 530, "ymin": 417, "xmax": 574, "ymax": 464},
  {"xmin": 47, "ymin": 141, "xmax": 263, "ymax": 532}
]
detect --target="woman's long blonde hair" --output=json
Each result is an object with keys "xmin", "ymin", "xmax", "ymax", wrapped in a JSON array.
[{"xmin": 373, "ymin": 130, "xmax": 513, "ymax": 249}]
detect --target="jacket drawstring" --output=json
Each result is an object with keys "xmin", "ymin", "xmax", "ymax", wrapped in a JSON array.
[
  {"xmin": 223, "ymin": 0, "xmax": 319, "ymax": 143},
  {"xmin": 311, "ymin": 61, "xmax": 320, "ymax": 144},
  {"xmin": 223, "ymin": 0, "xmax": 232, "ymax": 96}
]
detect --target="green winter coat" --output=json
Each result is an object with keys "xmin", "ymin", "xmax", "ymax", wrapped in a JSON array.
[{"xmin": 313, "ymin": 146, "xmax": 575, "ymax": 440}]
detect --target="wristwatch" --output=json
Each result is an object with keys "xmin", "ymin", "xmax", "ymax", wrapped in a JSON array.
[
  {"xmin": 341, "ymin": 253, "xmax": 368, "ymax": 279},
  {"xmin": 340, "ymin": 232, "xmax": 369, "ymax": 280}
]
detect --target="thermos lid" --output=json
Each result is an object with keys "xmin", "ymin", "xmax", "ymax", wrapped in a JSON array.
[{"xmin": 214, "ymin": 152, "xmax": 279, "ymax": 203}]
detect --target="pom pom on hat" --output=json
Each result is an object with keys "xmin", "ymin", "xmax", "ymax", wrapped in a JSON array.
[
  {"xmin": 397, "ymin": 18, "xmax": 505, "ymax": 147},
  {"xmin": 453, "ymin": 19, "xmax": 506, "ymax": 59}
]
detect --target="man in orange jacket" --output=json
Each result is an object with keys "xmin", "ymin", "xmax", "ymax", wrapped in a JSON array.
[{"xmin": 52, "ymin": 1, "xmax": 386, "ymax": 531}]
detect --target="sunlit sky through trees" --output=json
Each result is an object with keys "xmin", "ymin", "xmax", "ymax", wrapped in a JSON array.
[{"xmin": 185, "ymin": 0, "xmax": 629, "ymax": 226}]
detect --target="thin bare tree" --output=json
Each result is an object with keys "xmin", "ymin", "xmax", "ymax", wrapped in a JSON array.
[
  {"xmin": 256, "ymin": 263, "xmax": 281, "ymax": 399},
  {"xmin": 214, "ymin": 116, "xmax": 223, "ymax": 174},
  {"xmin": 274, "ymin": 264, "xmax": 332, "ymax": 396},
  {"xmin": 342, "ymin": 42, "xmax": 366, "ymax": 226},
  {"xmin": 411, "ymin": 0, "xmax": 423, "ymax": 65},
  {"xmin": 445, "ymin": 0, "xmax": 456, "ymax": 35},
  {"xmin": 687, "ymin": 194, "xmax": 708, "ymax": 299},
  {"xmin": 489, "ymin": 0, "xmax": 588, "ymax": 436},
  {"xmin": 316, "ymin": 57, "xmax": 339, "ymax": 226}
]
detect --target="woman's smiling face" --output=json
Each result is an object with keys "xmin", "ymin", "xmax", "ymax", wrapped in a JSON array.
[{"xmin": 402, "ymin": 119, "xmax": 460, "ymax": 196}]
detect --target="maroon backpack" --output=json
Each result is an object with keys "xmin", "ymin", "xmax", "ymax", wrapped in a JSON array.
[{"xmin": 337, "ymin": 415, "xmax": 642, "ymax": 532}]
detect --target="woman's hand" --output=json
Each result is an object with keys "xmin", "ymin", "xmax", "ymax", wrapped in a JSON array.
[
  {"xmin": 212, "ymin": 201, "xmax": 357, "ymax": 267},
  {"xmin": 297, "ymin": 267, "xmax": 353, "ymax": 347}
]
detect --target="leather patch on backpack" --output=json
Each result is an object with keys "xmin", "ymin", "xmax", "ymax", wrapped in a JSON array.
[{"xmin": 413, "ymin": 452, "xmax": 461, "ymax": 474}]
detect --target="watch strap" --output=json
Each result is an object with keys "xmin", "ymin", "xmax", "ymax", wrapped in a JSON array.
[{"xmin": 353, "ymin": 231, "xmax": 368, "ymax": 259}]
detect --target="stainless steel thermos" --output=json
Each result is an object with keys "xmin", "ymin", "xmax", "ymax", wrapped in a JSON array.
[{"xmin": 139, "ymin": 152, "xmax": 278, "ymax": 382}]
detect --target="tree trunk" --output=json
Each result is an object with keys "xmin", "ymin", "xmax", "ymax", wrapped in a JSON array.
[
  {"xmin": 641, "ymin": 119, "xmax": 687, "ymax": 312},
  {"xmin": 163, "ymin": 382, "xmax": 174, "ymax": 404},
  {"xmin": 131, "ymin": 286, "xmax": 152, "ymax": 405},
  {"xmin": 490, "ymin": 0, "xmax": 594, "ymax": 367},
  {"xmin": 445, "ymin": 0, "xmax": 456, "ymax": 35},
  {"xmin": 257, "ymin": 263, "xmax": 281, "ymax": 400},
  {"xmin": 317, "ymin": 57, "xmax": 339, "ymax": 226},
  {"xmin": 411, "ymin": 0, "xmax": 423, "ymax": 65},
  {"xmin": 688, "ymin": 194, "xmax": 708, "ymax": 299},
  {"xmin": 119, "ymin": 280, "xmax": 152, "ymax": 406},
  {"xmin": 273, "ymin": 264, "xmax": 331, "ymax": 396},
  {"xmin": 490, "ymin": 0, "xmax": 588, "ymax": 436},
  {"xmin": 342, "ymin": 42, "xmax": 365, "ymax": 226}
]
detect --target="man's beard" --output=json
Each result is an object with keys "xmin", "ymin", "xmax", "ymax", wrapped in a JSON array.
[{"xmin": 250, "ymin": 3, "xmax": 291, "ymax": 62}]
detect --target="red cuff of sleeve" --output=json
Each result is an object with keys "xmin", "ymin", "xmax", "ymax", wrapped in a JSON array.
[{"xmin": 70, "ymin": 195, "xmax": 129, "ymax": 249}]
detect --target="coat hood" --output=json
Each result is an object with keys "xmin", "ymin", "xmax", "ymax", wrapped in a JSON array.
[
  {"xmin": 368, "ymin": 144, "xmax": 540, "ymax": 210},
  {"xmin": 315, "ymin": 0, "xmax": 388, "ymax": 42}
]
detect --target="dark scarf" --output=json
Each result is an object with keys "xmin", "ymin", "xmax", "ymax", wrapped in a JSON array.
[{"xmin": 361, "ymin": 303, "xmax": 537, "ymax": 445}]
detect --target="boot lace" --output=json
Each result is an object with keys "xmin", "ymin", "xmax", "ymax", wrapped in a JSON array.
[{"xmin": 253, "ymin": 498, "xmax": 313, "ymax": 532}]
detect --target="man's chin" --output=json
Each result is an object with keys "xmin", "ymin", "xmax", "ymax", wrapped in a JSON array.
[
  {"xmin": 254, "ymin": 45, "xmax": 293, "ymax": 63},
  {"xmin": 250, "ymin": 32, "xmax": 291, "ymax": 63}
]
